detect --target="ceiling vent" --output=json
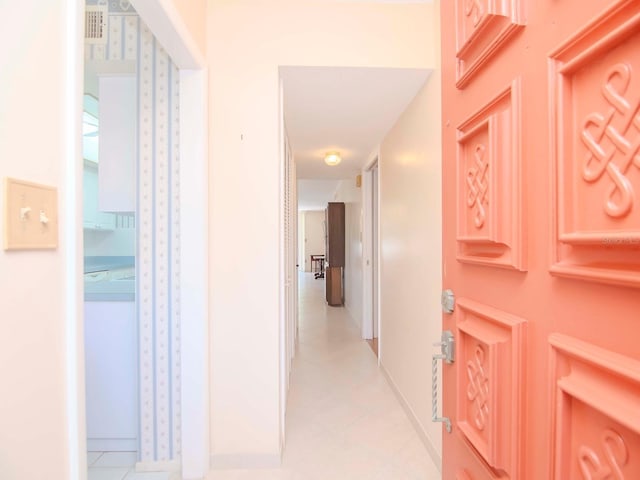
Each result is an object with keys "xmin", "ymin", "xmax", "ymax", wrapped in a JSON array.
[{"xmin": 85, "ymin": 5, "xmax": 108, "ymax": 44}]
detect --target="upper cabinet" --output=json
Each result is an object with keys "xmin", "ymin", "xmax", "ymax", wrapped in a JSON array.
[{"xmin": 98, "ymin": 75, "xmax": 136, "ymax": 213}]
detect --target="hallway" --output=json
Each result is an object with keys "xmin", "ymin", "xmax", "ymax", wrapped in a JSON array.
[{"xmin": 207, "ymin": 272, "xmax": 441, "ymax": 479}]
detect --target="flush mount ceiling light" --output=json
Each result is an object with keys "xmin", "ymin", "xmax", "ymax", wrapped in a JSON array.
[{"xmin": 324, "ymin": 152, "xmax": 342, "ymax": 166}]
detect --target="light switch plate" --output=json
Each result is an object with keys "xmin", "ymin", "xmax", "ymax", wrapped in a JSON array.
[{"xmin": 4, "ymin": 177, "xmax": 58, "ymax": 250}]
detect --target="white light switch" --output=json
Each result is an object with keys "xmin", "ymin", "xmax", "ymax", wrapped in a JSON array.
[{"xmin": 4, "ymin": 177, "xmax": 58, "ymax": 250}]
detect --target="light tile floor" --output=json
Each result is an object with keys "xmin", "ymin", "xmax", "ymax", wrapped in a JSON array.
[
  {"xmin": 87, "ymin": 452, "xmax": 173, "ymax": 480},
  {"xmin": 205, "ymin": 273, "xmax": 441, "ymax": 479}
]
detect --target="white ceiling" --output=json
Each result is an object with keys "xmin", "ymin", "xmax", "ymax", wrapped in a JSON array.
[
  {"xmin": 297, "ymin": 179, "xmax": 341, "ymax": 211},
  {"xmin": 280, "ymin": 66, "xmax": 430, "ymax": 210}
]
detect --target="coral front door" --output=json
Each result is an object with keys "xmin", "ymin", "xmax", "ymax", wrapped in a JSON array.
[{"xmin": 441, "ymin": 1, "xmax": 640, "ymax": 479}]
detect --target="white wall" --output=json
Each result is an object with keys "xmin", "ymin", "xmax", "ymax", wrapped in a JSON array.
[
  {"xmin": 0, "ymin": 1, "xmax": 79, "ymax": 478},
  {"xmin": 302, "ymin": 210, "xmax": 325, "ymax": 272},
  {"xmin": 207, "ymin": 0, "xmax": 436, "ymax": 464},
  {"xmin": 334, "ymin": 179, "xmax": 363, "ymax": 331},
  {"xmin": 378, "ymin": 3, "xmax": 442, "ymax": 464}
]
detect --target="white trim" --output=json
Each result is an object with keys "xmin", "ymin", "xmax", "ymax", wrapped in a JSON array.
[
  {"xmin": 292, "ymin": 163, "xmax": 299, "ymax": 351},
  {"xmin": 278, "ymin": 77, "xmax": 287, "ymax": 450},
  {"xmin": 66, "ymin": 1, "xmax": 86, "ymax": 479},
  {"xmin": 380, "ymin": 364, "xmax": 442, "ymax": 473},
  {"xmin": 364, "ymin": 146, "xmax": 380, "ymax": 171},
  {"xmin": 210, "ymin": 454, "xmax": 282, "ymax": 470},
  {"xmin": 179, "ymin": 68, "xmax": 210, "ymax": 480},
  {"xmin": 361, "ymin": 148, "xmax": 380, "ymax": 344},
  {"xmin": 277, "ymin": 76, "xmax": 297, "ymax": 455},
  {"xmin": 361, "ymin": 168, "xmax": 373, "ymax": 340},
  {"xmin": 374, "ymin": 158, "xmax": 381, "ymax": 365},
  {"xmin": 129, "ymin": 0, "xmax": 205, "ymax": 68}
]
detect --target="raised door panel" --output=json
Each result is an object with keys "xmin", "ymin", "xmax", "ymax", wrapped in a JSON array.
[
  {"xmin": 549, "ymin": 2, "xmax": 640, "ymax": 287},
  {"xmin": 456, "ymin": 299, "xmax": 525, "ymax": 477},
  {"xmin": 549, "ymin": 334, "xmax": 640, "ymax": 479},
  {"xmin": 455, "ymin": 0, "xmax": 525, "ymax": 88},
  {"xmin": 456, "ymin": 79, "xmax": 524, "ymax": 270}
]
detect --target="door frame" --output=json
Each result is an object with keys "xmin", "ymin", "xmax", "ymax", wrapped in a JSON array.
[
  {"xmin": 65, "ymin": 0, "xmax": 209, "ymax": 478},
  {"xmin": 278, "ymin": 76, "xmax": 299, "ymax": 448},
  {"xmin": 362, "ymin": 149, "xmax": 381, "ymax": 358}
]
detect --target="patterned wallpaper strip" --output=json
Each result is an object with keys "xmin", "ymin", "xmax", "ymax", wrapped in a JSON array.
[
  {"xmin": 85, "ymin": 0, "xmax": 135, "ymax": 14},
  {"xmin": 137, "ymin": 21, "xmax": 157, "ymax": 461},
  {"xmin": 153, "ymin": 42, "xmax": 171, "ymax": 462},
  {"xmin": 138, "ymin": 20, "xmax": 182, "ymax": 464},
  {"xmin": 86, "ymin": 14, "xmax": 137, "ymax": 61},
  {"xmin": 170, "ymin": 59, "xmax": 182, "ymax": 458}
]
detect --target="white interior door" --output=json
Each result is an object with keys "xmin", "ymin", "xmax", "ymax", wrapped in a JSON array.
[
  {"xmin": 372, "ymin": 163, "xmax": 379, "ymax": 340},
  {"xmin": 362, "ymin": 159, "xmax": 380, "ymax": 343}
]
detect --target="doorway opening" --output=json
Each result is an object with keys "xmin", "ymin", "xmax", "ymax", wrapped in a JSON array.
[
  {"xmin": 279, "ymin": 66, "xmax": 430, "ymax": 439},
  {"xmin": 70, "ymin": 1, "xmax": 209, "ymax": 478}
]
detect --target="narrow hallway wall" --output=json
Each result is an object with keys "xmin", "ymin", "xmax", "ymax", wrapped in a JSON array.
[
  {"xmin": 207, "ymin": 0, "xmax": 438, "ymax": 465},
  {"xmin": 334, "ymin": 179, "xmax": 363, "ymax": 332},
  {"xmin": 379, "ymin": 65, "xmax": 443, "ymax": 464}
]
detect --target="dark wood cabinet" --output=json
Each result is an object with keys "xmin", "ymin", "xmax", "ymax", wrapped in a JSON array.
[
  {"xmin": 325, "ymin": 202, "xmax": 345, "ymax": 306},
  {"xmin": 326, "ymin": 202, "xmax": 345, "ymax": 267},
  {"xmin": 325, "ymin": 266, "xmax": 342, "ymax": 306}
]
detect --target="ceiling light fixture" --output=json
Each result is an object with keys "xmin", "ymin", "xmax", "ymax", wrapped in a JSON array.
[{"xmin": 324, "ymin": 152, "xmax": 341, "ymax": 166}]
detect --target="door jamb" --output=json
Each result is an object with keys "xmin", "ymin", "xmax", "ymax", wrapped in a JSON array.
[
  {"xmin": 129, "ymin": 2, "xmax": 210, "ymax": 477},
  {"xmin": 362, "ymin": 149, "xmax": 380, "ymax": 358}
]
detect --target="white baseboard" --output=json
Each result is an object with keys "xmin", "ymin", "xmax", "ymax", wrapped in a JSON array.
[
  {"xmin": 210, "ymin": 453, "xmax": 282, "ymax": 470},
  {"xmin": 87, "ymin": 438, "xmax": 137, "ymax": 452},
  {"xmin": 135, "ymin": 459, "xmax": 181, "ymax": 473},
  {"xmin": 380, "ymin": 364, "xmax": 442, "ymax": 474}
]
